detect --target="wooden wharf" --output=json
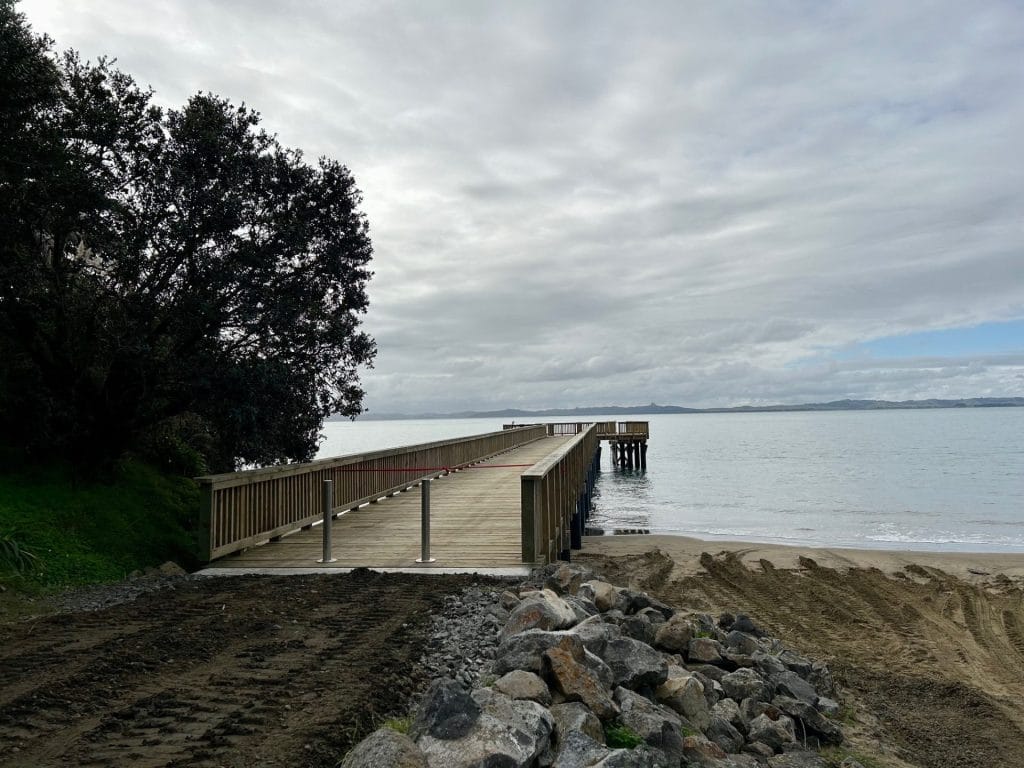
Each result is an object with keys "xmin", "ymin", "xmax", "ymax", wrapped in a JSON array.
[
  {"xmin": 197, "ymin": 421, "xmax": 648, "ymax": 571},
  {"xmin": 504, "ymin": 421, "xmax": 649, "ymax": 470}
]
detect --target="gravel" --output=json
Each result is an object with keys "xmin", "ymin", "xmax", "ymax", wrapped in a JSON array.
[
  {"xmin": 417, "ymin": 582, "xmax": 512, "ymax": 691},
  {"xmin": 48, "ymin": 571, "xmax": 197, "ymax": 614}
]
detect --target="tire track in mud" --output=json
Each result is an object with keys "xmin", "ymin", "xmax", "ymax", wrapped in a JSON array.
[{"xmin": 0, "ymin": 571, "xmax": 498, "ymax": 768}]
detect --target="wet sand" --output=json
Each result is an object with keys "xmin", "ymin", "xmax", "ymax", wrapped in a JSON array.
[{"xmin": 582, "ymin": 533, "xmax": 1024, "ymax": 582}]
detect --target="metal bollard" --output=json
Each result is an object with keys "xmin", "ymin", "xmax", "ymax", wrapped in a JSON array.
[
  {"xmin": 416, "ymin": 478, "xmax": 436, "ymax": 563},
  {"xmin": 318, "ymin": 479, "xmax": 337, "ymax": 563}
]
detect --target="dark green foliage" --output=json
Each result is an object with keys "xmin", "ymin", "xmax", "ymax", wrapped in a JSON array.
[
  {"xmin": 604, "ymin": 723, "xmax": 644, "ymax": 749},
  {"xmin": 0, "ymin": 2, "xmax": 375, "ymax": 471},
  {"xmin": 0, "ymin": 457, "xmax": 199, "ymax": 586},
  {"xmin": 0, "ymin": 530, "xmax": 38, "ymax": 577}
]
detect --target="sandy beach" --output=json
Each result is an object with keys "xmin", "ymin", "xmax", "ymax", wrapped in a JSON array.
[
  {"xmin": 582, "ymin": 533, "xmax": 1024, "ymax": 582},
  {"xmin": 578, "ymin": 534, "xmax": 1024, "ymax": 768}
]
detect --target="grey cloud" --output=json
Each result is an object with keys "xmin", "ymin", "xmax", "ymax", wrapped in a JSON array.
[{"xmin": 21, "ymin": 0, "xmax": 1024, "ymax": 412}]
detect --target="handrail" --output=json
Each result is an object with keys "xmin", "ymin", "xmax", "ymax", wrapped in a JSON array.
[
  {"xmin": 503, "ymin": 421, "xmax": 649, "ymax": 439},
  {"xmin": 196, "ymin": 425, "xmax": 547, "ymax": 561},
  {"xmin": 520, "ymin": 423, "xmax": 599, "ymax": 564}
]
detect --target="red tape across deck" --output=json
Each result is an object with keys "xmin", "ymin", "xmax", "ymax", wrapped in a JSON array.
[{"xmin": 333, "ymin": 464, "xmax": 534, "ymax": 473}]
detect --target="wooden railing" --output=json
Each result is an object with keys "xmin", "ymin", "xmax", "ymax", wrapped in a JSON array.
[
  {"xmin": 504, "ymin": 421, "xmax": 649, "ymax": 439},
  {"xmin": 606, "ymin": 421, "xmax": 649, "ymax": 438},
  {"xmin": 520, "ymin": 423, "xmax": 599, "ymax": 565},
  {"xmin": 196, "ymin": 426, "xmax": 547, "ymax": 561}
]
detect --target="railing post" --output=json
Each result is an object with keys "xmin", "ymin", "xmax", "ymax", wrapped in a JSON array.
[
  {"xmin": 198, "ymin": 481, "xmax": 214, "ymax": 562},
  {"xmin": 318, "ymin": 480, "xmax": 337, "ymax": 563},
  {"xmin": 416, "ymin": 478, "xmax": 436, "ymax": 563}
]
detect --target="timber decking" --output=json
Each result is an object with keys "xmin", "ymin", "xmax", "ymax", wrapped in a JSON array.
[{"xmin": 205, "ymin": 436, "xmax": 572, "ymax": 569}]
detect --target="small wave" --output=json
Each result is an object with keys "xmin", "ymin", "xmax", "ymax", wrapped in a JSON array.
[{"xmin": 864, "ymin": 532, "xmax": 1024, "ymax": 546}]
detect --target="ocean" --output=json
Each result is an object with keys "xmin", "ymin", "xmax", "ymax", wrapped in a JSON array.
[{"xmin": 318, "ymin": 408, "xmax": 1024, "ymax": 553}]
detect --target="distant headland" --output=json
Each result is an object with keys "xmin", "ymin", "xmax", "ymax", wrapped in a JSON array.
[{"xmin": 347, "ymin": 397, "xmax": 1024, "ymax": 421}]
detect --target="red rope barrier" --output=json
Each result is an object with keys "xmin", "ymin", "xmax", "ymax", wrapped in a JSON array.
[{"xmin": 332, "ymin": 463, "xmax": 534, "ymax": 473}]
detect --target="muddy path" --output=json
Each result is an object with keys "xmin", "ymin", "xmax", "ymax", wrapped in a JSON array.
[
  {"xmin": 578, "ymin": 549, "xmax": 1024, "ymax": 768},
  {"xmin": 0, "ymin": 571, "xmax": 496, "ymax": 768}
]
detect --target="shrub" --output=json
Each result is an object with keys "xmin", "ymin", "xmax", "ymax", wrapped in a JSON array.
[{"xmin": 605, "ymin": 722, "xmax": 644, "ymax": 749}]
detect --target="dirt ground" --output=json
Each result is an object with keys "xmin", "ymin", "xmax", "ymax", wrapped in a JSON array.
[
  {"xmin": 577, "ymin": 545, "xmax": 1024, "ymax": 768},
  {"xmin": 4, "ymin": 550, "xmax": 1023, "ymax": 768},
  {"xmin": 0, "ymin": 570, "xmax": 496, "ymax": 768}
]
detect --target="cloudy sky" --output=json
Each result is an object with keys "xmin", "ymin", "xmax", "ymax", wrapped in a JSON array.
[{"xmin": 22, "ymin": 0, "xmax": 1024, "ymax": 413}]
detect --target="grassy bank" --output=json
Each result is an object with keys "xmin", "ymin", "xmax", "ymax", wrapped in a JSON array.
[{"xmin": 0, "ymin": 457, "xmax": 199, "ymax": 590}]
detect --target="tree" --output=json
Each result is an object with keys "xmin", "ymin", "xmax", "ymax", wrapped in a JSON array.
[{"xmin": 0, "ymin": 2, "xmax": 375, "ymax": 471}]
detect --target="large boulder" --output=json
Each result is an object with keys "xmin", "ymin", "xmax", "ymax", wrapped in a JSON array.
[
  {"xmin": 550, "ymin": 729, "xmax": 611, "ymax": 768},
  {"xmin": 680, "ymin": 735, "xmax": 728, "ymax": 766},
  {"xmin": 747, "ymin": 713, "xmax": 796, "ymax": 752},
  {"xmin": 771, "ymin": 696, "xmax": 843, "ymax": 746},
  {"xmin": 416, "ymin": 688, "xmax": 553, "ymax": 768},
  {"xmin": 720, "ymin": 668, "xmax": 771, "ymax": 703},
  {"xmin": 636, "ymin": 607, "xmax": 669, "ymax": 626},
  {"xmin": 614, "ymin": 588, "xmax": 671, "ymax": 617},
  {"xmin": 731, "ymin": 614, "xmax": 761, "ymax": 635},
  {"xmin": 500, "ymin": 590, "xmax": 522, "ymax": 611},
  {"xmin": 494, "ymin": 630, "xmax": 585, "ymax": 676},
  {"xmin": 706, "ymin": 714, "xmax": 744, "ymax": 754},
  {"xmin": 654, "ymin": 667, "xmax": 710, "ymax": 730},
  {"xmin": 772, "ymin": 671, "xmax": 819, "ymax": 708},
  {"xmin": 602, "ymin": 636, "xmax": 669, "ymax": 690},
  {"xmin": 620, "ymin": 614, "xmax": 657, "ymax": 646},
  {"xmin": 613, "ymin": 687, "xmax": 685, "ymax": 759},
  {"xmin": 545, "ymin": 563, "xmax": 596, "ymax": 595},
  {"xmin": 688, "ymin": 637, "xmax": 725, "ymax": 665},
  {"xmin": 777, "ymin": 650, "xmax": 813, "ymax": 679},
  {"xmin": 572, "ymin": 615, "xmax": 623, "ymax": 656},
  {"xmin": 565, "ymin": 595, "xmax": 601, "ymax": 623},
  {"xmin": 576, "ymin": 648, "xmax": 615, "ymax": 691},
  {"xmin": 409, "ymin": 679, "xmax": 480, "ymax": 740},
  {"xmin": 653, "ymin": 614, "xmax": 694, "ymax": 653},
  {"xmin": 578, "ymin": 580, "xmax": 620, "ymax": 612},
  {"xmin": 809, "ymin": 662, "xmax": 836, "ymax": 698},
  {"xmin": 494, "ymin": 669, "xmax": 551, "ymax": 706},
  {"xmin": 545, "ymin": 643, "xmax": 619, "ymax": 720},
  {"xmin": 502, "ymin": 589, "xmax": 578, "ymax": 638},
  {"xmin": 549, "ymin": 701, "xmax": 605, "ymax": 744},
  {"xmin": 692, "ymin": 670, "xmax": 723, "ymax": 708},
  {"xmin": 724, "ymin": 631, "xmax": 760, "ymax": 656},
  {"xmin": 340, "ymin": 728, "xmax": 428, "ymax": 768},
  {"xmin": 752, "ymin": 652, "xmax": 788, "ymax": 679},
  {"xmin": 710, "ymin": 697, "xmax": 746, "ymax": 734}
]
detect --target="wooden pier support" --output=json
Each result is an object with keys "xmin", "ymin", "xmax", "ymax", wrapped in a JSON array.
[{"xmin": 609, "ymin": 439, "xmax": 648, "ymax": 471}]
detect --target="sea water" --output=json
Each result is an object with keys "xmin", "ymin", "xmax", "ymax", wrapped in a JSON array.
[{"xmin": 318, "ymin": 408, "xmax": 1024, "ymax": 553}]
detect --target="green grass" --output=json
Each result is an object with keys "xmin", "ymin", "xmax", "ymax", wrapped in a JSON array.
[
  {"xmin": 381, "ymin": 716, "xmax": 411, "ymax": 735},
  {"xmin": 0, "ymin": 531, "xmax": 39, "ymax": 577},
  {"xmin": 0, "ymin": 457, "xmax": 199, "ymax": 589},
  {"xmin": 605, "ymin": 723, "xmax": 644, "ymax": 749}
]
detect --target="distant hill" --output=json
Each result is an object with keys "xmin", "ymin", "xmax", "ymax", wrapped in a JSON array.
[{"xmin": 343, "ymin": 397, "xmax": 1024, "ymax": 421}]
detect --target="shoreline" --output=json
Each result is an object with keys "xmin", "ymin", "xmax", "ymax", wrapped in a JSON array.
[{"xmin": 582, "ymin": 533, "xmax": 1024, "ymax": 581}]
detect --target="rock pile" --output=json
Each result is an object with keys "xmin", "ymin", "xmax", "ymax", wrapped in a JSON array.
[
  {"xmin": 342, "ymin": 563, "xmax": 845, "ymax": 767},
  {"xmin": 418, "ymin": 584, "xmax": 509, "ymax": 689}
]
